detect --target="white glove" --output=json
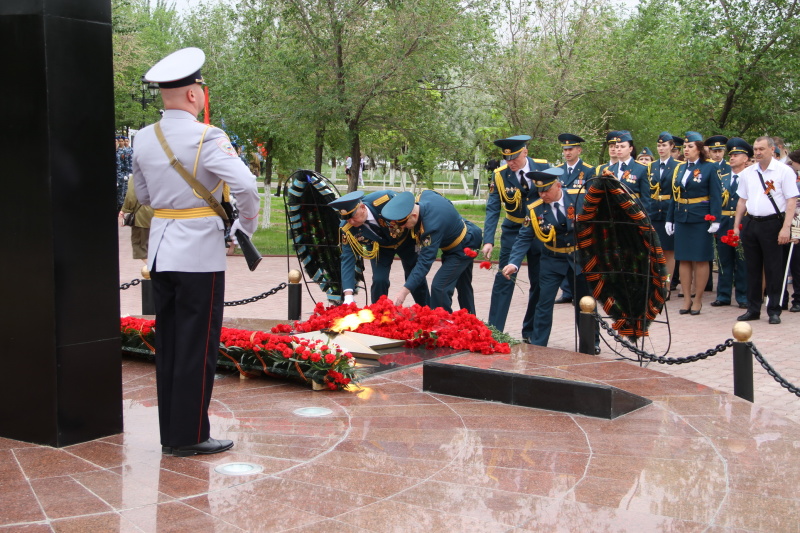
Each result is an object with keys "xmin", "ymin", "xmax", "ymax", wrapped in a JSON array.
[
  {"xmin": 665, "ymin": 222, "xmax": 674, "ymax": 236},
  {"xmin": 229, "ymin": 218, "xmax": 250, "ymax": 245},
  {"xmin": 708, "ymin": 222, "xmax": 720, "ymax": 234},
  {"xmin": 343, "ymin": 293, "xmax": 355, "ymax": 305}
]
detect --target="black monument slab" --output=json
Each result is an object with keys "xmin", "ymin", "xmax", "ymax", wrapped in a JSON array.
[
  {"xmin": 423, "ymin": 360, "xmax": 651, "ymax": 419},
  {"xmin": 0, "ymin": 0, "xmax": 121, "ymax": 446}
]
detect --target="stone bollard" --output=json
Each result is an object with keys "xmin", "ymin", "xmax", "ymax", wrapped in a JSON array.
[
  {"xmin": 732, "ymin": 321, "xmax": 754, "ymax": 402},
  {"xmin": 288, "ymin": 269, "xmax": 302, "ymax": 320}
]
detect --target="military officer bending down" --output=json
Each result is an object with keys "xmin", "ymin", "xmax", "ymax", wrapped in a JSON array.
[
  {"xmin": 383, "ymin": 190, "xmax": 482, "ymax": 313},
  {"xmin": 502, "ymin": 168, "xmax": 595, "ymax": 350},
  {"xmin": 328, "ymin": 190, "xmax": 429, "ymax": 306},
  {"xmin": 133, "ymin": 48, "xmax": 260, "ymax": 457}
]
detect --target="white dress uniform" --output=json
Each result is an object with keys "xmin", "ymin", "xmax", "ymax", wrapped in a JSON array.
[
  {"xmin": 131, "ymin": 48, "xmax": 260, "ymax": 456},
  {"xmin": 133, "ymin": 109, "xmax": 259, "ymax": 272}
]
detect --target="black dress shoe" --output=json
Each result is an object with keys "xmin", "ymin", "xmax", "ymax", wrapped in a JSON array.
[
  {"xmin": 738, "ymin": 303, "xmax": 748, "ymax": 309},
  {"xmin": 790, "ymin": 304, "xmax": 800, "ymax": 313},
  {"xmin": 737, "ymin": 311, "xmax": 760, "ymax": 321},
  {"xmin": 769, "ymin": 315, "xmax": 781, "ymax": 324},
  {"xmin": 172, "ymin": 438, "xmax": 234, "ymax": 458},
  {"xmin": 554, "ymin": 296, "xmax": 573, "ymax": 304},
  {"xmin": 710, "ymin": 300, "xmax": 730, "ymax": 307}
]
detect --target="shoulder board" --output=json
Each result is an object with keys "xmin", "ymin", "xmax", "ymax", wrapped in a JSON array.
[
  {"xmin": 532, "ymin": 158, "xmax": 548, "ymax": 164},
  {"xmin": 565, "ymin": 189, "xmax": 583, "ymax": 195},
  {"xmin": 495, "ymin": 164, "xmax": 509, "ymax": 173},
  {"xmin": 582, "ymin": 162, "xmax": 594, "ymax": 168},
  {"xmin": 706, "ymin": 159, "xmax": 716, "ymax": 163},
  {"xmin": 718, "ymin": 172, "xmax": 730, "ymax": 177},
  {"xmin": 372, "ymin": 194, "xmax": 390, "ymax": 206},
  {"xmin": 341, "ymin": 223, "xmax": 353, "ymax": 232},
  {"xmin": 527, "ymin": 199, "xmax": 544, "ymax": 210}
]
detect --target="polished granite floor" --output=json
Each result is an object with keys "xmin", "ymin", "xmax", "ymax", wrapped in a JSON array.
[{"xmin": 2, "ymin": 343, "xmax": 799, "ymax": 532}]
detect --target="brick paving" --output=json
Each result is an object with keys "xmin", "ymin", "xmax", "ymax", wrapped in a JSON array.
[{"xmin": 118, "ymin": 227, "xmax": 800, "ymax": 425}]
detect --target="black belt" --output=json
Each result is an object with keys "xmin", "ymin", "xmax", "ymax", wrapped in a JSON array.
[{"xmin": 749, "ymin": 213, "xmax": 783, "ymax": 221}]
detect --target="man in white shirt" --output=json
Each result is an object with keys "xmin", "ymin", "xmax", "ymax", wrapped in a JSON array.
[{"xmin": 733, "ymin": 136, "xmax": 799, "ymax": 324}]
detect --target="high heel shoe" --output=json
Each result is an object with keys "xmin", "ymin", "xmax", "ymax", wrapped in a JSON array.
[
  {"xmin": 679, "ymin": 307, "xmax": 691, "ymax": 315},
  {"xmin": 690, "ymin": 302, "xmax": 702, "ymax": 316}
]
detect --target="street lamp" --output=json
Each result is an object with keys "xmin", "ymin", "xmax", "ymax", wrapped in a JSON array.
[{"xmin": 131, "ymin": 76, "xmax": 160, "ymax": 129}]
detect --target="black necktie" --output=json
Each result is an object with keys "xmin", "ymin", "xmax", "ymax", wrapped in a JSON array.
[
  {"xmin": 732, "ymin": 174, "xmax": 738, "ymax": 188},
  {"xmin": 554, "ymin": 202, "xmax": 566, "ymax": 224},
  {"xmin": 660, "ymin": 162, "xmax": 666, "ymax": 171},
  {"xmin": 567, "ymin": 166, "xmax": 574, "ymax": 175},
  {"xmin": 621, "ymin": 162, "xmax": 628, "ymax": 172},
  {"xmin": 688, "ymin": 162, "xmax": 695, "ymax": 170},
  {"xmin": 520, "ymin": 170, "xmax": 528, "ymax": 194}
]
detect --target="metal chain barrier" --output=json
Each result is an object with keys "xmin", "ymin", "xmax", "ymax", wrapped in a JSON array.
[
  {"xmin": 223, "ymin": 282, "xmax": 288, "ymax": 307},
  {"xmin": 749, "ymin": 342, "xmax": 800, "ymax": 397},
  {"xmin": 120, "ymin": 278, "xmax": 142, "ymax": 290},
  {"xmin": 594, "ymin": 313, "xmax": 734, "ymax": 364},
  {"xmin": 120, "ymin": 279, "xmax": 288, "ymax": 307}
]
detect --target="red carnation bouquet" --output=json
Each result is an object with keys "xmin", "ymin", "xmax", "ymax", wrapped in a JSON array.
[{"xmin": 292, "ymin": 296, "xmax": 511, "ymax": 355}]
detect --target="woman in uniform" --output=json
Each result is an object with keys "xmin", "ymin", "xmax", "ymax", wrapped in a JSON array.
[{"xmin": 665, "ymin": 132, "xmax": 722, "ymax": 315}]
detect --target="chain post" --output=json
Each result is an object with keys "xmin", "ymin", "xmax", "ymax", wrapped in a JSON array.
[
  {"xmin": 288, "ymin": 269, "xmax": 302, "ymax": 320},
  {"xmin": 578, "ymin": 296, "xmax": 596, "ymax": 355},
  {"xmin": 732, "ymin": 321, "xmax": 754, "ymax": 402}
]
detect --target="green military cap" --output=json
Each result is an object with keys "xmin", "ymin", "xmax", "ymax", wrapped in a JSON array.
[
  {"xmin": 705, "ymin": 135, "xmax": 728, "ymax": 151},
  {"xmin": 494, "ymin": 135, "xmax": 531, "ymax": 160},
  {"xmin": 381, "ymin": 191, "xmax": 416, "ymax": 224},
  {"xmin": 526, "ymin": 167, "xmax": 565, "ymax": 192},
  {"xmin": 328, "ymin": 191, "xmax": 365, "ymax": 220}
]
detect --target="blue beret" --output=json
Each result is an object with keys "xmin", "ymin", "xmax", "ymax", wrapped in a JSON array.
[
  {"xmin": 638, "ymin": 147, "xmax": 654, "ymax": 158},
  {"xmin": 705, "ymin": 135, "xmax": 728, "ymax": 150},
  {"xmin": 494, "ymin": 135, "xmax": 531, "ymax": 160},
  {"xmin": 328, "ymin": 191, "xmax": 365, "ymax": 220},
  {"xmin": 381, "ymin": 191, "xmax": 416, "ymax": 222},
  {"xmin": 684, "ymin": 131, "xmax": 703, "ymax": 143},
  {"xmin": 657, "ymin": 131, "xmax": 673, "ymax": 143},
  {"xmin": 526, "ymin": 167, "xmax": 564, "ymax": 191},
  {"xmin": 558, "ymin": 133, "xmax": 585, "ymax": 147},
  {"xmin": 672, "ymin": 136, "xmax": 685, "ymax": 147},
  {"xmin": 726, "ymin": 137, "xmax": 753, "ymax": 158}
]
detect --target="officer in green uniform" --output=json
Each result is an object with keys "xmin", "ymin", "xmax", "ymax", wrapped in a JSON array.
[
  {"xmin": 482, "ymin": 135, "xmax": 550, "ymax": 340},
  {"xmin": 383, "ymin": 190, "xmax": 482, "ymax": 313},
  {"xmin": 608, "ymin": 131, "xmax": 650, "ymax": 211},
  {"xmin": 328, "ymin": 190, "xmax": 429, "ymax": 306}
]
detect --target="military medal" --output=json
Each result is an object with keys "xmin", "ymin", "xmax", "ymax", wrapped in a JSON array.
[{"xmin": 567, "ymin": 205, "xmax": 575, "ymax": 220}]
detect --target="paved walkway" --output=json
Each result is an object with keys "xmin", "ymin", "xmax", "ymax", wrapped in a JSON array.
[{"xmin": 118, "ymin": 227, "xmax": 800, "ymax": 424}]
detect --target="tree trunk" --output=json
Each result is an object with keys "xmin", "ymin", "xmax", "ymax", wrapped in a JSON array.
[
  {"xmin": 314, "ymin": 127, "xmax": 325, "ymax": 173},
  {"xmin": 264, "ymin": 137, "xmax": 274, "ymax": 186},
  {"xmin": 348, "ymin": 126, "xmax": 361, "ymax": 193}
]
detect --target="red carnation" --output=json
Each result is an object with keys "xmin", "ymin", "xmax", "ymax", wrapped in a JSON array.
[
  {"xmin": 704, "ymin": 214, "xmax": 716, "ymax": 221},
  {"xmin": 463, "ymin": 247, "xmax": 478, "ymax": 258},
  {"xmin": 480, "ymin": 261, "xmax": 492, "ymax": 270}
]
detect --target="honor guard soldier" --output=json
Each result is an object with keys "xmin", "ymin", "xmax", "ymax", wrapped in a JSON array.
[
  {"xmin": 481, "ymin": 135, "xmax": 549, "ymax": 341},
  {"xmin": 733, "ymin": 136, "xmax": 799, "ymax": 324},
  {"xmin": 554, "ymin": 133, "xmax": 595, "ymax": 304},
  {"xmin": 384, "ymin": 190, "xmax": 483, "ymax": 313},
  {"xmin": 636, "ymin": 147, "xmax": 654, "ymax": 165},
  {"xmin": 648, "ymin": 132, "xmax": 681, "ymax": 290},
  {"xmin": 133, "ymin": 48, "xmax": 260, "ymax": 457},
  {"xmin": 710, "ymin": 138, "xmax": 749, "ymax": 309},
  {"xmin": 665, "ymin": 132, "xmax": 722, "ymax": 315},
  {"xmin": 608, "ymin": 131, "xmax": 650, "ymax": 210},
  {"xmin": 503, "ymin": 168, "xmax": 595, "ymax": 349},
  {"xmin": 706, "ymin": 135, "xmax": 728, "ymax": 166},
  {"xmin": 596, "ymin": 130, "xmax": 621, "ymax": 175},
  {"xmin": 328, "ymin": 190, "xmax": 429, "ymax": 306}
]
